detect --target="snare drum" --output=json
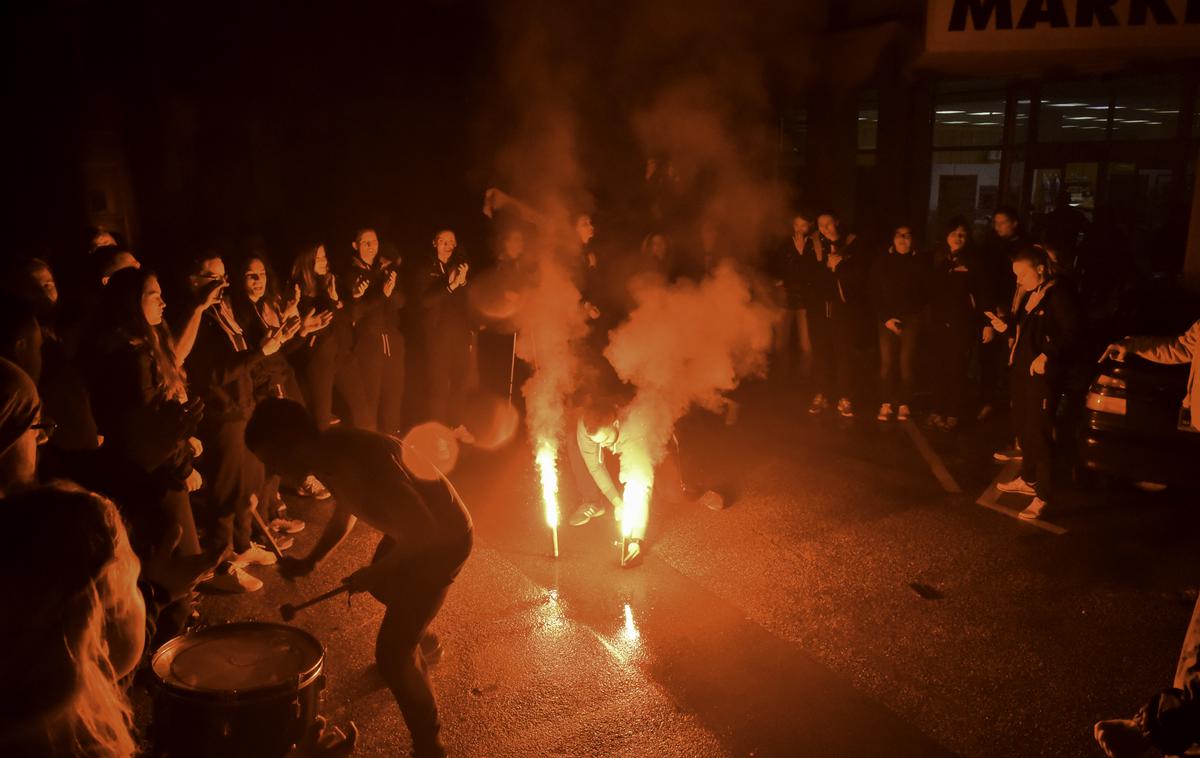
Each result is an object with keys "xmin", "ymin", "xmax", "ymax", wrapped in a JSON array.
[{"xmin": 150, "ymin": 622, "xmax": 325, "ymax": 758}]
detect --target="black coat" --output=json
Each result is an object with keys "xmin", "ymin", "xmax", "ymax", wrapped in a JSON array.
[
  {"xmin": 867, "ymin": 251, "xmax": 929, "ymax": 323},
  {"xmin": 772, "ymin": 236, "xmax": 819, "ymax": 311},
  {"xmin": 1010, "ymin": 280, "xmax": 1080, "ymax": 384},
  {"xmin": 927, "ymin": 246, "xmax": 989, "ymax": 330},
  {"xmin": 185, "ymin": 306, "xmax": 266, "ymax": 425}
]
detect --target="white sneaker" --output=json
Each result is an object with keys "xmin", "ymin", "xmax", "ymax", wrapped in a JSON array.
[
  {"xmin": 997, "ymin": 477, "xmax": 1036, "ymax": 496},
  {"xmin": 568, "ymin": 502, "xmax": 605, "ymax": 527},
  {"xmin": 876, "ymin": 403, "xmax": 893, "ymax": 421},
  {"xmin": 233, "ymin": 543, "xmax": 278, "ymax": 567},
  {"xmin": 297, "ymin": 474, "xmax": 331, "ymax": 500},
  {"xmin": 896, "ymin": 404, "xmax": 911, "ymax": 421},
  {"xmin": 198, "ymin": 564, "xmax": 263, "ymax": 593},
  {"xmin": 270, "ymin": 516, "xmax": 306, "ymax": 534},
  {"xmin": 1019, "ymin": 498, "xmax": 1047, "ymax": 520}
]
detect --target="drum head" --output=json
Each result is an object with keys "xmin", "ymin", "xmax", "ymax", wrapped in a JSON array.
[{"xmin": 153, "ymin": 622, "xmax": 323, "ymax": 696}]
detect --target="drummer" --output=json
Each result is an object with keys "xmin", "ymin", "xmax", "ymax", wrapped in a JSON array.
[{"xmin": 246, "ymin": 398, "xmax": 473, "ymax": 758}]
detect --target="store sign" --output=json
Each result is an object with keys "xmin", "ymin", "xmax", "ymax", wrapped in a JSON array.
[{"xmin": 927, "ymin": 0, "xmax": 1200, "ymax": 53}]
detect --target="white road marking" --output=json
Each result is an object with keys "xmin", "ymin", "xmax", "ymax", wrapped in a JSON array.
[
  {"xmin": 975, "ymin": 460, "xmax": 1069, "ymax": 535},
  {"xmin": 901, "ymin": 420, "xmax": 962, "ymax": 494}
]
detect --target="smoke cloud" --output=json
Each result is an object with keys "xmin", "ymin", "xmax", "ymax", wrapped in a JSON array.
[{"xmin": 605, "ymin": 262, "xmax": 778, "ymax": 485}]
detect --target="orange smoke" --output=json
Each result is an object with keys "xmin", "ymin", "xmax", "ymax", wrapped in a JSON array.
[{"xmin": 606, "ymin": 262, "xmax": 778, "ymax": 538}]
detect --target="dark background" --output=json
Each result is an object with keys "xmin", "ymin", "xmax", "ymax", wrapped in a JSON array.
[{"xmin": 5, "ymin": 1, "xmax": 819, "ymax": 277}]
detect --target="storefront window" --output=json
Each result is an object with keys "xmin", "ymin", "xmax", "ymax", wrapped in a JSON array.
[
  {"xmin": 928, "ymin": 149, "xmax": 1002, "ymax": 235},
  {"xmin": 933, "ymin": 93, "xmax": 1006, "ymax": 148},
  {"xmin": 1194, "ymin": 84, "xmax": 1200, "ymax": 139},
  {"xmin": 1111, "ymin": 76, "xmax": 1180, "ymax": 141},
  {"xmin": 1037, "ymin": 81, "xmax": 1111, "ymax": 142},
  {"xmin": 857, "ymin": 92, "xmax": 878, "ymax": 151},
  {"xmin": 778, "ymin": 109, "xmax": 807, "ymax": 178},
  {"xmin": 1012, "ymin": 95, "xmax": 1031, "ymax": 145}
]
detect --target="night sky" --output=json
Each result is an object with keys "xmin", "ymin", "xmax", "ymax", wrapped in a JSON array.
[{"xmin": 6, "ymin": 1, "xmax": 814, "ymax": 274}]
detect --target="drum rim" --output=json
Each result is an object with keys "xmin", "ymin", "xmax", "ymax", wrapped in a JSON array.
[{"xmin": 152, "ymin": 621, "xmax": 325, "ymax": 699}]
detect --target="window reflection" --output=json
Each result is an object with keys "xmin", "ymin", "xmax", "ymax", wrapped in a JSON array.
[
  {"xmin": 1038, "ymin": 81, "xmax": 1111, "ymax": 142},
  {"xmin": 858, "ymin": 91, "xmax": 878, "ymax": 151},
  {"xmin": 1111, "ymin": 77, "xmax": 1179, "ymax": 141},
  {"xmin": 934, "ymin": 94, "xmax": 1006, "ymax": 147}
]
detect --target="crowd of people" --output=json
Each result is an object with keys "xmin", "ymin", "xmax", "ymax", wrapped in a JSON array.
[{"xmin": 2, "ymin": 157, "xmax": 1197, "ymax": 755}]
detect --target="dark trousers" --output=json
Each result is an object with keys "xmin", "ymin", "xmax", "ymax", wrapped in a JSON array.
[
  {"xmin": 425, "ymin": 329, "xmax": 473, "ymax": 426},
  {"xmin": 353, "ymin": 337, "xmax": 385, "ymax": 432},
  {"xmin": 197, "ymin": 419, "xmax": 255, "ymax": 554},
  {"xmin": 980, "ymin": 338, "xmax": 1009, "ymax": 409},
  {"xmin": 477, "ymin": 329, "xmax": 517, "ymax": 401},
  {"xmin": 378, "ymin": 335, "xmax": 406, "ymax": 434},
  {"xmin": 808, "ymin": 308, "xmax": 856, "ymax": 400},
  {"xmin": 930, "ymin": 320, "xmax": 973, "ymax": 419},
  {"xmin": 371, "ymin": 533, "xmax": 472, "ymax": 758},
  {"xmin": 773, "ymin": 307, "xmax": 811, "ymax": 383},
  {"xmin": 1011, "ymin": 365, "xmax": 1054, "ymax": 499},
  {"xmin": 877, "ymin": 319, "xmax": 921, "ymax": 407},
  {"xmin": 297, "ymin": 335, "xmax": 338, "ymax": 427}
]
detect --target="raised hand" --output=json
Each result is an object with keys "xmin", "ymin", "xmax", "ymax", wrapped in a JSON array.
[{"xmin": 300, "ymin": 308, "xmax": 333, "ymax": 337}]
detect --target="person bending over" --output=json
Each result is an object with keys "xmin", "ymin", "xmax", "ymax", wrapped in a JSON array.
[{"xmin": 246, "ymin": 398, "xmax": 472, "ymax": 758}]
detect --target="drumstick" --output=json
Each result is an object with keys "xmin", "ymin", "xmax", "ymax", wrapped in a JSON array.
[
  {"xmin": 280, "ymin": 584, "xmax": 351, "ymax": 622},
  {"xmin": 249, "ymin": 506, "xmax": 285, "ymax": 559}
]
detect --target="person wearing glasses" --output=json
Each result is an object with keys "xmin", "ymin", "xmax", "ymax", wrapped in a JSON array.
[{"xmin": 0, "ymin": 357, "xmax": 47, "ymax": 497}]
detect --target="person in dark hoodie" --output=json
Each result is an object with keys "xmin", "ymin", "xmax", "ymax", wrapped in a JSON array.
[
  {"xmin": 771, "ymin": 211, "xmax": 817, "ymax": 386},
  {"xmin": 806, "ymin": 211, "xmax": 861, "ymax": 417},
  {"xmin": 230, "ymin": 253, "xmax": 333, "ymax": 533},
  {"xmin": 926, "ymin": 218, "xmax": 989, "ymax": 430},
  {"xmin": 989, "ymin": 245, "xmax": 1079, "ymax": 520},
  {"xmin": 868, "ymin": 225, "xmax": 928, "ymax": 422},
  {"xmin": 979, "ymin": 206, "xmax": 1025, "ymax": 424},
  {"xmin": 345, "ymin": 227, "xmax": 405, "ymax": 433},
  {"xmin": 412, "ymin": 229, "xmax": 473, "ymax": 427},
  {"xmin": 184, "ymin": 253, "xmax": 301, "ymax": 593}
]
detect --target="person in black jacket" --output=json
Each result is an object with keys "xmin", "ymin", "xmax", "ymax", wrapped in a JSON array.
[
  {"xmin": 771, "ymin": 211, "xmax": 817, "ymax": 386},
  {"xmin": 345, "ymin": 228, "xmax": 405, "ymax": 433},
  {"xmin": 412, "ymin": 229, "xmax": 473, "ymax": 426},
  {"xmin": 806, "ymin": 211, "xmax": 862, "ymax": 417},
  {"xmin": 990, "ymin": 246, "xmax": 1079, "ymax": 520},
  {"xmin": 926, "ymin": 218, "xmax": 989, "ymax": 430},
  {"xmin": 290, "ymin": 242, "xmax": 367, "ymax": 432},
  {"xmin": 231, "ymin": 254, "xmax": 332, "ymax": 530},
  {"xmin": 979, "ymin": 206, "xmax": 1025, "ymax": 423},
  {"xmin": 86, "ymin": 268, "xmax": 203, "ymax": 559},
  {"xmin": 867, "ymin": 225, "xmax": 928, "ymax": 421},
  {"xmin": 184, "ymin": 254, "xmax": 301, "ymax": 592}
]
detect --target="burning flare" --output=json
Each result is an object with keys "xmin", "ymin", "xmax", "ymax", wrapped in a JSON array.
[{"xmin": 536, "ymin": 441, "xmax": 560, "ymax": 557}]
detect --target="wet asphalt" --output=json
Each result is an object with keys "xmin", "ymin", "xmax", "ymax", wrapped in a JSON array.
[{"xmin": 197, "ymin": 383, "xmax": 1200, "ymax": 757}]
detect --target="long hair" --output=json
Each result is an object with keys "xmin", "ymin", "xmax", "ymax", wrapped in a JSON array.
[
  {"xmin": 230, "ymin": 254, "xmax": 286, "ymax": 339},
  {"xmin": 101, "ymin": 267, "xmax": 187, "ymax": 402},
  {"xmin": 291, "ymin": 243, "xmax": 329, "ymax": 299},
  {"xmin": 0, "ymin": 484, "xmax": 139, "ymax": 757}
]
